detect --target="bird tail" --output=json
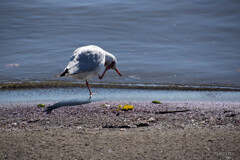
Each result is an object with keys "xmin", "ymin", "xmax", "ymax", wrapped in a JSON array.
[{"xmin": 57, "ymin": 68, "xmax": 69, "ymax": 77}]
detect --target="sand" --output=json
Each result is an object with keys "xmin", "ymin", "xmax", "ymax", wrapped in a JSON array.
[{"xmin": 0, "ymin": 101, "xmax": 240, "ymax": 159}]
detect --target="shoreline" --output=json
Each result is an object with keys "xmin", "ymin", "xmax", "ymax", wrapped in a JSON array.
[
  {"xmin": 0, "ymin": 101, "xmax": 239, "ymax": 159},
  {"xmin": 1, "ymin": 88, "xmax": 240, "ymax": 104},
  {"xmin": 1, "ymin": 81, "xmax": 240, "ymax": 91}
]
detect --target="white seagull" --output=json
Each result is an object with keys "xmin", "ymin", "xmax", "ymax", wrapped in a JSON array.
[{"xmin": 58, "ymin": 45, "xmax": 122, "ymax": 98}]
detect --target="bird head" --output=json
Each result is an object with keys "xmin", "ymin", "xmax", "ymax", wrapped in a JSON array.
[
  {"xmin": 98, "ymin": 52, "xmax": 122, "ymax": 80},
  {"xmin": 105, "ymin": 55, "xmax": 122, "ymax": 77}
]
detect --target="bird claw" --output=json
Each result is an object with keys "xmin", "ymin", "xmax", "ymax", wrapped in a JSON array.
[{"xmin": 88, "ymin": 94, "xmax": 92, "ymax": 100}]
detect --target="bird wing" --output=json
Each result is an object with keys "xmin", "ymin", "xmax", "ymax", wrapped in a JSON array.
[{"xmin": 67, "ymin": 49, "xmax": 105, "ymax": 75}]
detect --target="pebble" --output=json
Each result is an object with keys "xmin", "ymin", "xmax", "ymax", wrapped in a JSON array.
[
  {"xmin": 119, "ymin": 128, "xmax": 127, "ymax": 131},
  {"xmin": 11, "ymin": 122, "xmax": 17, "ymax": 126},
  {"xmin": 108, "ymin": 149, "xmax": 113, "ymax": 153},
  {"xmin": 101, "ymin": 104, "xmax": 110, "ymax": 108},
  {"xmin": 76, "ymin": 126, "xmax": 83, "ymax": 130},
  {"xmin": 148, "ymin": 117, "xmax": 156, "ymax": 122},
  {"xmin": 200, "ymin": 121, "xmax": 206, "ymax": 124}
]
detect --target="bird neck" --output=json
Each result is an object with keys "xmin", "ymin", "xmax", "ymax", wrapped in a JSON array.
[{"xmin": 104, "ymin": 52, "xmax": 116, "ymax": 64}]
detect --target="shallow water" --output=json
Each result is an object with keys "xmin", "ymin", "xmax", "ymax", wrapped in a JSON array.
[
  {"xmin": 1, "ymin": 0, "xmax": 240, "ymax": 87},
  {"xmin": 0, "ymin": 88, "xmax": 239, "ymax": 104}
]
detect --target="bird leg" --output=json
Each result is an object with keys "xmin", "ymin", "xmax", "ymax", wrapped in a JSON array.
[
  {"xmin": 99, "ymin": 67, "xmax": 109, "ymax": 79},
  {"xmin": 85, "ymin": 80, "xmax": 92, "ymax": 98}
]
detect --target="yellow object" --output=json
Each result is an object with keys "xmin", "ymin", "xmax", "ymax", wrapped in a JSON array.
[
  {"xmin": 122, "ymin": 105, "xmax": 134, "ymax": 111},
  {"xmin": 37, "ymin": 104, "xmax": 45, "ymax": 107},
  {"xmin": 117, "ymin": 104, "xmax": 134, "ymax": 111}
]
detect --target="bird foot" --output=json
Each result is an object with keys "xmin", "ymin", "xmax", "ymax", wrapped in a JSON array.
[
  {"xmin": 88, "ymin": 92, "xmax": 97, "ymax": 100},
  {"xmin": 88, "ymin": 94, "xmax": 92, "ymax": 100}
]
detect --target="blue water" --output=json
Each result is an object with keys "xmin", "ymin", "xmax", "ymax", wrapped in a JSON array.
[
  {"xmin": 1, "ymin": 0, "xmax": 240, "ymax": 87},
  {"xmin": 0, "ymin": 88, "xmax": 240, "ymax": 104}
]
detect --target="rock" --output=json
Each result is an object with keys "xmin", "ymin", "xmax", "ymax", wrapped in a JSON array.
[
  {"xmin": 148, "ymin": 117, "xmax": 156, "ymax": 122},
  {"xmin": 129, "ymin": 124, "xmax": 137, "ymax": 128},
  {"xmin": 76, "ymin": 126, "xmax": 83, "ymax": 130},
  {"xmin": 11, "ymin": 122, "xmax": 17, "ymax": 126},
  {"xmin": 101, "ymin": 104, "xmax": 110, "ymax": 108},
  {"xmin": 119, "ymin": 128, "xmax": 127, "ymax": 131},
  {"xmin": 108, "ymin": 149, "xmax": 113, "ymax": 153},
  {"xmin": 200, "ymin": 121, "xmax": 206, "ymax": 124}
]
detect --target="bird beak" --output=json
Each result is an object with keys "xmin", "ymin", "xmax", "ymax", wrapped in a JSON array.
[{"xmin": 115, "ymin": 68, "xmax": 122, "ymax": 77}]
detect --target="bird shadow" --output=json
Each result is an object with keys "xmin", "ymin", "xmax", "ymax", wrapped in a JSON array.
[{"xmin": 44, "ymin": 99, "xmax": 91, "ymax": 114}]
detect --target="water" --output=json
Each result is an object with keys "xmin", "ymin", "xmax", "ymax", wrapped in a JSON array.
[
  {"xmin": 1, "ymin": 0, "xmax": 240, "ymax": 88},
  {"xmin": 1, "ymin": 88, "xmax": 240, "ymax": 104}
]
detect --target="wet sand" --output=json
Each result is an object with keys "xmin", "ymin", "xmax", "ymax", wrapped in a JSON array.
[{"xmin": 0, "ymin": 101, "xmax": 240, "ymax": 159}]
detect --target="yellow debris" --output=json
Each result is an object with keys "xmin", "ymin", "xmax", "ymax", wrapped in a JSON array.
[
  {"xmin": 37, "ymin": 104, "xmax": 45, "ymax": 107},
  {"xmin": 122, "ymin": 105, "xmax": 134, "ymax": 111}
]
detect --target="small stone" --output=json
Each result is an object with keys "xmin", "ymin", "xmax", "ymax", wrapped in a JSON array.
[
  {"xmin": 119, "ymin": 128, "xmax": 127, "ymax": 131},
  {"xmin": 200, "ymin": 121, "xmax": 206, "ymax": 124},
  {"xmin": 148, "ymin": 117, "xmax": 156, "ymax": 122},
  {"xmin": 11, "ymin": 122, "xmax": 17, "ymax": 126},
  {"xmin": 108, "ymin": 149, "xmax": 113, "ymax": 153},
  {"xmin": 76, "ymin": 126, "xmax": 83, "ymax": 130},
  {"xmin": 129, "ymin": 124, "xmax": 137, "ymax": 128},
  {"xmin": 101, "ymin": 104, "xmax": 110, "ymax": 108}
]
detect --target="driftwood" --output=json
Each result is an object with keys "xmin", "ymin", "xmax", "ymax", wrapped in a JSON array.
[{"xmin": 155, "ymin": 109, "xmax": 190, "ymax": 114}]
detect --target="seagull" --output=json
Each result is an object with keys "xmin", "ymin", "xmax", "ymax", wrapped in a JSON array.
[{"xmin": 58, "ymin": 45, "xmax": 122, "ymax": 98}]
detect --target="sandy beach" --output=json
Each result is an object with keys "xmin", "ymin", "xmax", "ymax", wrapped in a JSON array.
[
  {"xmin": 0, "ymin": 101, "xmax": 239, "ymax": 159},
  {"xmin": 1, "ymin": 0, "xmax": 240, "ymax": 159}
]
